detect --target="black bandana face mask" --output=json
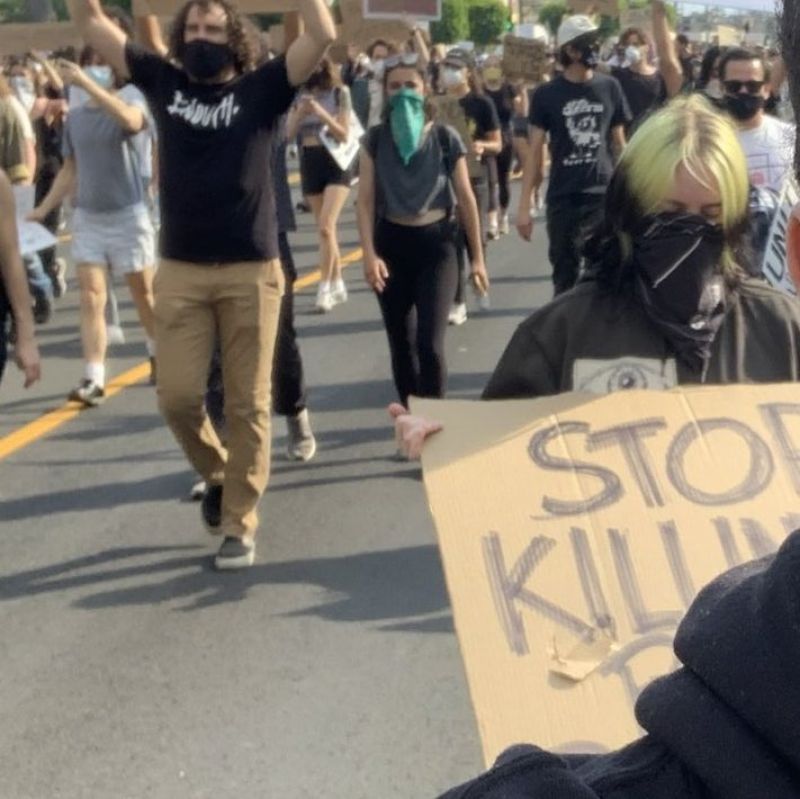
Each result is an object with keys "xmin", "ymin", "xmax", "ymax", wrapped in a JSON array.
[
  {"xmin": 181, "ymin": 40, "xmax": 236, "ymax": 81},
  {"xmin": 632, "ymin": 212, "xmax": 727, "ymax": 371},
  {"xmin": 723, "ymin": 92, "xmax": 765, "ymax": 121}
]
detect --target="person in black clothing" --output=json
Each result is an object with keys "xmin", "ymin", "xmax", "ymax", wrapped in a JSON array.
[
  {"xmin": 438, "ymin": 528, "xmax": 800, "ymax": 799},
  {"xmin": 441, "ymin": 47, "xmax": 500, "ymax": 324},
  {"xmin": 480, "ymin": 54, "xmax": 516, "ymax": 238},
  {"xmin": 675, "ymin": 33, "xmax": 695, "ymax": 88},
  {"xmin": 609, "ymin": 2, "xmax": 683, "ymax": 134},
  {"xmin": 357, "ymin": 56, "xmax": 487, "ymax": 405},
  {"xmin": 517, "ymin": 15, "xmax": 629, "ymax": 296},
  {"xmin": 69, "ymin": 0, "xmax": 335, "ymax": 570}
]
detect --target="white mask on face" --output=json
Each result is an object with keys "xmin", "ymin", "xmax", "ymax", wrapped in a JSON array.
[
  {"xmin": 442, "ymin": 67, "xmax": 465, "ymax": 88},
  {"xmin": 624, "ymin": 45, "xmax": 642, "ymax": 66},
  {"xmin": 10, "ymin": 76, "xmax": 35, "ymax": 113}
]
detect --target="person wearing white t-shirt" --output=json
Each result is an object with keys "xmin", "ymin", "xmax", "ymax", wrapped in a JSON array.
[{"xmin": 719, "ymin": 47, "xmax": 795, "ymax": 192}]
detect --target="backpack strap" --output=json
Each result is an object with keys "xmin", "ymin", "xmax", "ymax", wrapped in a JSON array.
[{"xmin": 435, "ymin": 124, "xmax": 456, "ymax": 218}]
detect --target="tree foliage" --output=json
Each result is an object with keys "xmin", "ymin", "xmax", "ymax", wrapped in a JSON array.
[
  {"xmin": 537, "ymin": 1, "xmax": 566, "ymax": 37},
  {"xmin": 431, "ymin": 0, "xmax": 470, "ymax": 43},
  {"xmin": 468, "ymin": 0, "xmax": 509, "ymax": 45}
]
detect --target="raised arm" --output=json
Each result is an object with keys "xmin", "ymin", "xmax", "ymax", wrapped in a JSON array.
[
  {"xmin": 133, "ymin": 2, "xmax": 169, "ymax": 58},
  {"xmin": 66, "ymin": 0, "xmax": 130, "ymax": 80},
  {"xmin": 285, "ymin": 0, "xmax": 336, "ymax": 87},
  {"xmin": 652, "ymin": 0, "xmax": 683, "ymax": 98}
]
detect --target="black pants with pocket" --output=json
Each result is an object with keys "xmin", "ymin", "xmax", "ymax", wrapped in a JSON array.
[
  {"xmin": 374, "ymin": 217, "xmax": 459, "ymax": 405},
  {"xmin": 545, "ymin": 193, "xmax": 604, "ymax": 295},
  {"xmin": 206, "ymin": 232, "xmax": 307, "ymax": 434}
]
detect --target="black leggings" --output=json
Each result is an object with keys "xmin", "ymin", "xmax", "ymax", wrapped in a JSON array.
[
  {"xmin": 495, "ymin": 140, "xmax": 513, "ymax": 211},
  {"xmin": 374, "ymin": 217, "xmax": 459, "ymax": 405}
]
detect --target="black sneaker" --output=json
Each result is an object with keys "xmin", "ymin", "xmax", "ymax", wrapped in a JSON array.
[
  {"xmin": 214, "ymin": 536, "xmax": 255, "ymax": 571},
  {"xmin": 68, "ymin": 379, "xmax": 105, "ymax": 407},
  {"xmin": 201, "ymin": 484, "xmax": 223, "ymax": 533},
  {"xmin": 33, "ymin": 293, "xmax": 53, "ymax": 324}
]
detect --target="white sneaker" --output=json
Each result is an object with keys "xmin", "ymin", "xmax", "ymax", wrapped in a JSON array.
[
  {"xmin": 500, "ymin": 214, "xmax": 510, "ymax": 235},
  {"xmin": 107, "ymin": 324, "xmax": 126, "ymax": 344},
  {"xmin": 487, "ymin": 224, "xmax": 500, "ymax": 241},
  {"xmin": 448, "ymin": 303, "xmax": 468, "ymax": 326},
  {"xmin": 287, "ymin": 409, "xmax": 317, "ymax": 462},
  {"xmin": 330, "ymin": 280, "xmax": 348, "ymax": 306},
  {"xmin": 315, "ymin": 287, "xmax": 334, "ymax": 313}
]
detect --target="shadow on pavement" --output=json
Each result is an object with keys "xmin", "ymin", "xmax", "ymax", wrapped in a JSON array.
[{"xmin": 0, "ymin": 542, "xmax": 454, "ymax": 630}]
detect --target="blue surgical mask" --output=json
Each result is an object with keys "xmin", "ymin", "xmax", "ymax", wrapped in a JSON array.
[
  {"xmin": 84, "ymin": 65, "xmax": 114, "ymax": 90},
  {"xmin": 388, "ymin": 88, "xmax": 425, "ymax": 165}
]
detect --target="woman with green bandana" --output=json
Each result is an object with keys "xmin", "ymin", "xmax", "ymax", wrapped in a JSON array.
[{"xmin": 356, "ymin": 54, "xmax": 489, "ymax": 406}]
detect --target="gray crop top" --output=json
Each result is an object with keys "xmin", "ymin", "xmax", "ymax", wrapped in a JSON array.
[
  {"xmin": 364, "ymin": 123, "xmax": 466, "ymax": 220},
  {"xmin": 297, "ymin": 86, "xmax": 350, "ymax": 138}
]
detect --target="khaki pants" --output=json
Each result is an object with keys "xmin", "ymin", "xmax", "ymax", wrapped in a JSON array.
[{"xmin": 154, "ymin": 258, "xmax": 285, "ymax": 539}]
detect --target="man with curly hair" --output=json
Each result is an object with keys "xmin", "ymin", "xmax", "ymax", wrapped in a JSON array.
[{"xmin": 67, "ymin": 0, "xmax": 336, "ymax": 570}]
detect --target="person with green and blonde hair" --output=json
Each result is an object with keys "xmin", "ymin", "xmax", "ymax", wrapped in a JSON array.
[{"xmin": 483, "ymin": 93, "xmax": 800, "ymax": 399}]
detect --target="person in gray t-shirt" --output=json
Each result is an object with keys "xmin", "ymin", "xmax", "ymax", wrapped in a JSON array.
[{"xmin": 30, "ymin": 41, "xmax": 157, "ymax": 406}]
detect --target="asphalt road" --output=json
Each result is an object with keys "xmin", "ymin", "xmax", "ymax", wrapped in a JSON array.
[{"xmin": 0, "ymin": 180, "xmax": 556, "ymax": 799}]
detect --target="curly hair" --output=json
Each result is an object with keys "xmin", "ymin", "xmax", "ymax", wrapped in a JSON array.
[{"xmin": 168, "ymin": 0, "xmax": 256, "ymax": 75}]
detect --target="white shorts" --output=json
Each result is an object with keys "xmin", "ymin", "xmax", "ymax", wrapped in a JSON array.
[{"xmin": 72, "ymin": 203, "xmax": 155, "ymax": 276}]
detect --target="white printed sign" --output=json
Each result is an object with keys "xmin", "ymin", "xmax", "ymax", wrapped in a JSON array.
[
  {"xmin": 762, "ymin": 175, "xmax": 799, "ymax": 296},
  {"xmin": 13, "ymin": 186, "xmax": 57, "ymax": 257}
]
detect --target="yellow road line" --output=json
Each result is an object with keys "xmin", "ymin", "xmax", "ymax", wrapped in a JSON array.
[{"xmin": 0, "ymin": 247, "xmax": 363, "ymax": 462}]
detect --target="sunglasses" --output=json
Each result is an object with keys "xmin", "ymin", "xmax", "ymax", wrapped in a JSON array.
[
  {"xmin": 384, "ymin": 52, "xmax": 420, "ymax": 70},
  {"xmin": 723, "ymin": 79, "xmax": 765, "ymax": 95}
]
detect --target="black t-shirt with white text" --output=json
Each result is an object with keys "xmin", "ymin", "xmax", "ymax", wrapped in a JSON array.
[
  {"xmin": 529, "ymin": 73, "xmax": 629, "ymax": 202},
  {"xmin": 125, "ymin": 44, "xmax": 296, "ymax": 263}
]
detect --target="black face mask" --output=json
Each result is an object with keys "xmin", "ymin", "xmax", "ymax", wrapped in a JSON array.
[
  {"xmin": 633, "ymin": 213, "xmax": 727, "ymax": 371},
  {"xmin": 578, "ymin": 42, "xmax": 599, "ymax": 69},
  {"xmin": 181, "ymin": 40, "xmax": 236, "ymax": 81},
  {"xmin": 724, "ymin": 92, "xmax": 765, "ymax": 121}
]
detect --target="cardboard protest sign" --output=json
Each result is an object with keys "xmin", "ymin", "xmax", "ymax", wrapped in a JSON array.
[
  {"xmin": 619, "ymin": 7, "xmax": 652, "ymax": 37},
  {"xmin": 135, "ymin": 0, "xmax": 295, "ymax": 12},
  {"xmin": 0, "ymin": 22, "xmax": 82, "ymax": 53},
  {"xmin": 566, "ymin": 0, "xmax": 618, "ymax": 15},
  {"xmin": 762, "ymin": 176, "xmax": 799, "ymax": 296},
  {"xmin": 363, "ymin": 0, "xmax": 441, "ymax": 20},
  {"xmin": 716, "ymin": 24, "xmax": 739, "ymax": 46},
  {"xmin": 416, "ymin": 384, "xmax": 800, "ymax": 764},
  {"xmin": 337, "ymin": 0, "xmax": 412, "ymax": 47},
  {"xmin": 431, "ymin": 95, "xmax": 483, "ymax": 179},
  {"xmin": 502, "ymin": 35, "xmax": 547, "ymax": 82}
]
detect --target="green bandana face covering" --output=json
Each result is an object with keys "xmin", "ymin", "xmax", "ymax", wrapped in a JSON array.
[{"xmin": 388, "ymin": 88, "xmax": 425, "ymax": 165}]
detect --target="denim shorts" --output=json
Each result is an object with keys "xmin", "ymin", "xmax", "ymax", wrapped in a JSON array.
[{"xmin": 72, "ymin": 203, "xmax": 155, "ymax": 276}]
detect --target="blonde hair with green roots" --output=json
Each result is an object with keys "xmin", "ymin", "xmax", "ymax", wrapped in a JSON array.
[{"xmin": 589, "ymin": 94, "xmax": 751, "ymax": 287}]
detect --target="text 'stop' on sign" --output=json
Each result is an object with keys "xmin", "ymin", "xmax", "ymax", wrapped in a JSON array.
[{"xmin": 414, "ymin": 384, "xmax": 800, "ymax": 765}]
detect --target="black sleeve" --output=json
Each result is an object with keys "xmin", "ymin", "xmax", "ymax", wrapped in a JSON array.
[
  {"xmin": 253, "ymin": 56, "xmax": 298, "ymax": 123},
  {"xmin": 482, "ymin": 323, "xmax": 560, "ymax": 400},
  {"xmin": 609, "ymin": 76, "xmax": 632, "ymax": 128},
  {"xmin": 528, "ymin": 83, "xmax": 549, "ymax": 131},
  {"xmin": 482, "ymin": 95, "xmax": 501, "ymax": 133},
  {"xmin": 125, "ymin": 42, "xmax": 171, "ymax": 96}
]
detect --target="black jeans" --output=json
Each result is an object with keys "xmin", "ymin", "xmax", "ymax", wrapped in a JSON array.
[
  {"xmin": 35, "ymin": 171, "xmax": 61, "ymax": 276},
  {"xmin": 205, "ymin": 232, "xmax": 307, "ymax": 435},
  {"xmin": 495, "ymin": 140, "xmax": 513, "ymax": 211},
  {"xmin": 546, "ymin": 194, "xmax": 604, "ymax": 295},
  {"xmin": 455, "ymin": 177, "xmax": 488, "ymax": 304},
  {"xmin": 374, "ymin": 217, "xmax": 459, "ymax": 405}
]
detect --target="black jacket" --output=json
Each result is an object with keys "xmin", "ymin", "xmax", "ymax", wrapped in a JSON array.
[{"xmin": 439, "ymin": 531, "xmax": 800, "ymax": 798}]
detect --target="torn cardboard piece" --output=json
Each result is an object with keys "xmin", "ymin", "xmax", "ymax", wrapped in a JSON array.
[{"xmin": 414, "ymin": 384, "xmax": 800, "ymax": 765}]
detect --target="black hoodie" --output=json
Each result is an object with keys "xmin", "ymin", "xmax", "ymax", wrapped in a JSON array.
[{"xmin": 439, "ymin": 531, "xmax": 800, "ymax": 799}]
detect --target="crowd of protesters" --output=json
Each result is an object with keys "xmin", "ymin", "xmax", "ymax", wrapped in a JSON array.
[{"xmin": 1, "ymin": 0, "xmax": 800, "ymax": 793}]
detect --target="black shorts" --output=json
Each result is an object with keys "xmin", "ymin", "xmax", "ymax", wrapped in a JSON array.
[{"xmin": 300, "ymin": 145, "xmax": 351, "ymax": 196}]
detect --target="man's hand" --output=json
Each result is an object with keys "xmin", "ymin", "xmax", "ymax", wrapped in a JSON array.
[
  {"xmin": 14, "ymin": 332, "xmax": 41, "ymax": 388},
  {"xmin": 472, "ymin": 141, "xmax": 485, "ymax": 158}
]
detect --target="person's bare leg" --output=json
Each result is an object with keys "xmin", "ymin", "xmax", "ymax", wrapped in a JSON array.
[
  {"xmin": 319, "ymin": 184, "xmax": 350, "ymax": 285},
  {"xmin": 125, "ymin": 268, "xmax": 156, "ymax": 339},
  {"xmin": 78, "ymin": 263, "xmax": 108, "ymax": 369}
]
